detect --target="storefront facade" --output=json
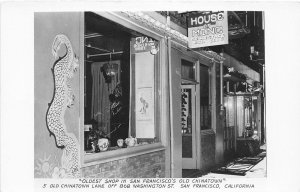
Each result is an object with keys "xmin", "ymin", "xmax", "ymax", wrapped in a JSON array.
[
  {"xmin": 222, "ymin": 53, "xmax": 262, "ymax": 159},
  {"xmin": 34, "ymin": 11, "xmax": 259, "ymax": 178}
]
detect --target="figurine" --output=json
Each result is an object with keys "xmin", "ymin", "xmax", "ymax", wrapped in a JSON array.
[
  {"xmin": 125, "ymin": 136, "xmax": 137, "ymax": 147},
  {"xmin": 117, "ymin": 139, "xmax": 124, "ymax": 147},
  {"xmin": 98, "ymin": 138, "xmax": 109, "ymax": 152}
]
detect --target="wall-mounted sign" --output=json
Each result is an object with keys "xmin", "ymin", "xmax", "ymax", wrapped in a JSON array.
[
  {"xmin": 131, "ymin": 36, "xmax": 159, "ymax": 54},
  {"xmin": 187, "ymin": 11, "xmax": 228, "ymax": 48}
]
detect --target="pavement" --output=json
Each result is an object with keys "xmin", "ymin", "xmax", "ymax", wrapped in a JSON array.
[
  {"xmin": 201, "ymin": 153, "xmax": 266, "ymax": 178},
  {"xmin": 183, "ymin": 144, "xmax": 267, "ymax": 178},
  {"xmin": 202, "ymin": 144, "xmax": 267, "ymax": 178}
]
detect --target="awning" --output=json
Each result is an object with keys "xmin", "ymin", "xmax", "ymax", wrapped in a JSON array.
[{"xmin": 222, "ymin": 53, "xmax": 260, "ymax": 82}]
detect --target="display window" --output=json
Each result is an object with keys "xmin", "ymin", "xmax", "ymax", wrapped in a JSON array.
[{"xmin": 83, "ymin": 12, "xmax": 162, "ymax": 160}]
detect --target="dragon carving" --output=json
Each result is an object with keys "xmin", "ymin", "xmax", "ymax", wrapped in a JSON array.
[{"xmin": 46, "ymin": 34, "xmax": 80, "ymax": 178}]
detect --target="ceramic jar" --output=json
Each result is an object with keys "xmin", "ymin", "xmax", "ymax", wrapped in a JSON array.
[
  {"xmin": 98, "ymin": 138, "xmax": 109, "ymax": 152},
  {"xmin": 125, "ymin": 137, "xmax": 137, "ymax": 147}
]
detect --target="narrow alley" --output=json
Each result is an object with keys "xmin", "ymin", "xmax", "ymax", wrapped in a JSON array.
[{"xmin": 183, "ymin": 144, "xmax": 266, "ymax": 178}]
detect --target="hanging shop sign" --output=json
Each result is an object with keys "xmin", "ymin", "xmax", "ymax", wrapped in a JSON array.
[
  {"xmin": 187, "ymin": 11, "xmax": 228, "ymax": 48},
  {"xmin": 131, "ymin": 36, "xmax": 159, "ymax": 54}
]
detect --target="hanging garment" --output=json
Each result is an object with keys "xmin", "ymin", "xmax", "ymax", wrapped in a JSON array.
[
  {"xmin": 90, "ymin": 61, "xmax": 120, "ymax": 136},
  {"xmin": 91, "ymin": 62, "xmax": 110, "ymax": 134}
]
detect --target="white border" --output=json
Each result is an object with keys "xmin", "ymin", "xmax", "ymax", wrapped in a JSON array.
[{"xmin": 1, "ymin": 1, "xmax": 300, "ymax": 192}]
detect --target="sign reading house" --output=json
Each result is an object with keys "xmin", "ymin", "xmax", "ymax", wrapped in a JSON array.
[{"xmin": 188, "ymin": 11, "xmax": 228, "ymax": 48}]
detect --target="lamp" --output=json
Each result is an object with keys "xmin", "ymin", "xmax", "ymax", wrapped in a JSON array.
[
  {"xmin": 101, "ymin": 53, "xmax": 118, "ymax": 84},
  {"xmin": 104, "ymin": 62, "xmax": 118, "ymax": 77}
]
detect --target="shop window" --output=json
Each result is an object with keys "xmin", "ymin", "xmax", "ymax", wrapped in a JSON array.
[{"xmin": 84, "ymin": 12, "xmax": 160, "ymax": 154}]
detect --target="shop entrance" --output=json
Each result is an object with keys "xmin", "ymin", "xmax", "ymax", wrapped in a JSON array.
[
  {"xmin": 181, "ymin": 84, "xmax": 197, "ymax": 169},
  {"xmin": 180, "ymin": 58, "xmax": 201, "ymax": 170}
]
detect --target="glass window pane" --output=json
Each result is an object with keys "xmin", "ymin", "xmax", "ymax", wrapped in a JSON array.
[
  {"xmin": 181, "ymin": 59, "xmax": 196, "ymax": 81},
  {"xmin": 84, "ymin": 13, "xmax": 160, "ymax": 153}
]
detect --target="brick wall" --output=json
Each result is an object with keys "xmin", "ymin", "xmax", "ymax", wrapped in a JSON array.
[{"xmin": 81, "ymin": 150, "xmax": 165, "ymax": 178}]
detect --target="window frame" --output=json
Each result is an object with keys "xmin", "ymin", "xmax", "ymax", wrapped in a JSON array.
[
  {"xmin": 181, "ymin": 58, "xmax": 197, "ymax": 83},
  {"xmin": 80, "ymin": 12, "xmax": 167, "ymax": 168}
]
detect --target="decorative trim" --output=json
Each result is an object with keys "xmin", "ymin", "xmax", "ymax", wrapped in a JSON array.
[
  {"xmin": 46, "ymin": 34, "xmax": 80, "ymax": 178},
  {"xmin": 122, "ymin": 11, "xmax": 188, "ymax": 43},
  {"xmin": 200, "ymin": 50, "xmax": 226, "ymax": 61},
  {"xmin": 121, "ymin": 11, "xmax": 225, "ymax": 62}
]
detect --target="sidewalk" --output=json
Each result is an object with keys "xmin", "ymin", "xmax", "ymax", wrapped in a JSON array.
[
  {"xmin": 201, "ymin": 152, "xmax": 266, "ymax": 178},
  {"xmin": 183, "ymin": 145, "xmax": 267, "ymax": 178},
  {"xmin": 201, "ymin": 145, "xmax": 267, "ymax": 178}
]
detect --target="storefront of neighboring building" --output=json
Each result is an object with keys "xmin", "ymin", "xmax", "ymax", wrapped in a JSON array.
[
  {"xmin": 34, "ymin": 11, "xmax": 264, "ymax": 178},
  {"xmin": 222, "ymin": 53, "xmax": 263, "ymax": 160}
]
